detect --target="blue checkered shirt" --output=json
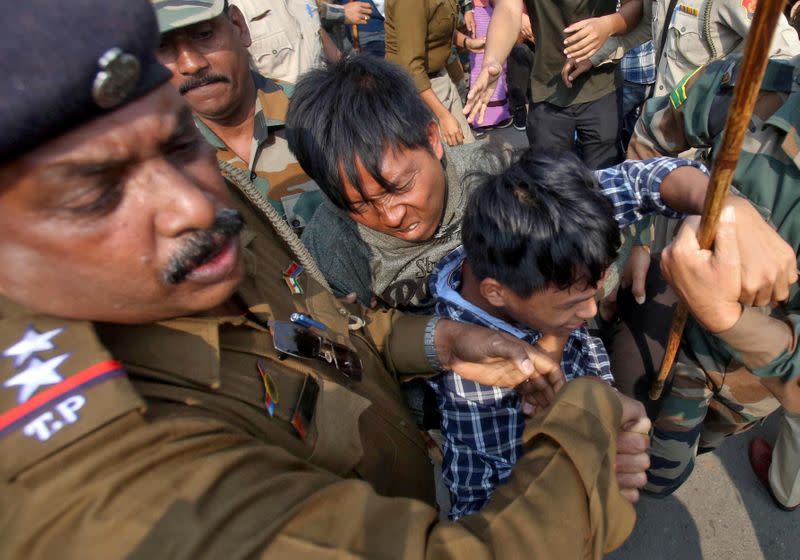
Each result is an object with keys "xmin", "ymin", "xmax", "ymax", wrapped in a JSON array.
[
  {"xmin": 621, "ymin": 41, "xmax": 656, "ymax": 85},
  {"xmin": 429, "ymin": 156, "xmax": 707, "ymax": 520}
]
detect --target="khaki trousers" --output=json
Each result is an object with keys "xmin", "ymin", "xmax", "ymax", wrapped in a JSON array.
[
  {"xmin": 429, "ymin": 69, "xmax": 475, "ymax": 144},
  {"xmin": 770, "ymin": 410, "xmax": 800, "ymax": 507}
]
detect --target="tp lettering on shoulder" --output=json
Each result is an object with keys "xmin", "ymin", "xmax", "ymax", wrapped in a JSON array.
[{"xmin": 0, "ymin": 326, "xmax": 122, "ymax": 442}]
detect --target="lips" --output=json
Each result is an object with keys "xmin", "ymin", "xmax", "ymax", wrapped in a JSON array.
[{"xmin": 184, "ymin": 235, "xmax": 240, "ymax": 285}]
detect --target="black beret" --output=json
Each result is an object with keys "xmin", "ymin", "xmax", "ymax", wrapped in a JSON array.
[{"xmin": 0, "ymin": 0, "xmax": 173, "ymax": 162}]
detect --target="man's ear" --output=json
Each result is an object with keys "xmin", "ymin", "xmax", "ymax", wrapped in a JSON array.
[
  {"xmin": 426, "ymin": 120, "xmax": 444, "ymax": 161},
  {"xmin": 228, "ymin": 5, "xmax": 252, "ymax": 48},
  {"xmin": 479, "ymin": 277, "xmax": 508, "ymax": 308}
]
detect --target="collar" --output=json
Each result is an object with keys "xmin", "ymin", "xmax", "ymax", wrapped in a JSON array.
[
  {"xmin": 94, "ymin": 231, "xmax": 263, "ymax": 388},
  {"xmin": 764, "ymin": 91, "xmax": 800, "ymax": 171},
  {"xmin": 430, "ymin": 247, "xmax": 542, "ymax": 343},
  {"xmin": 193, "ymin": 72, "xmax": 291, "ymax": 154}
]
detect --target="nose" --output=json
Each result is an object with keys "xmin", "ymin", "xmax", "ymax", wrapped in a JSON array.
[
  {"xmin": 377, "ymin": 197, "xmax": 407, "ymax": 229},
  {"xmin": 174, "ymin": 42, "xmax": 210, "ymax": 76},
  {"xmin": 151, "ymin": 161, "xmax": 218, "ymax": 239},
  {"xmin": 576, "ymin": 297, "xmax": 598, "ymax": 320}
]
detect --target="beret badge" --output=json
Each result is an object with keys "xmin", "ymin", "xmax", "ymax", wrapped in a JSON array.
[{"xmin": 92, "ymin": 48, "xmax": 142, "ymax": 109}]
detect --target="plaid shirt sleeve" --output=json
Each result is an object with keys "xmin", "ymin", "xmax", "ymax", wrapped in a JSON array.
[
  {"xmin": 620, "ymin": 41, "xmax": 656, "ymax": 85},
  {"xmin": 595, "ymin": 157, "xmax": 709, "ymax": 229}
]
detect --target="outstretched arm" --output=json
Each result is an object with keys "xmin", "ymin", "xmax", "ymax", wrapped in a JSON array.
[{"xmin": 463, "ymin": 0, "xmax": 523, "ymax": 125}]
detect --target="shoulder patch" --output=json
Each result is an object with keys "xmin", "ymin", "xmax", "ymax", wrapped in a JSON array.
[
  {"xmin": 670, "ymin": 66, "xmax": 704, "ymax": 109},
  {"xmin": 0, "ymin": 315, "xmax": 144, "ymax": 480}
]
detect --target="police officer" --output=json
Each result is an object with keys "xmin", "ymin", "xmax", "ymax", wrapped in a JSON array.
[
  {"xmin": 0, "ymin": 1, "xmax": 653, "ymax": 557},
  {"xmin": 585, "ymin": 0, "xmax": 799, "ymax": 96},
  {"xmin": 620, "ymin": 53, "xmax": 800, "ymax": 510}
]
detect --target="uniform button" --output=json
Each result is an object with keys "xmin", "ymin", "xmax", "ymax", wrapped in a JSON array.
[
  {"xmin": 400, "ymin": 420, "xmax": 407, "ymax": 428},
  {"xmin": 338, "ymin": 308, "xmax": 348, "ymax": 316},
  {"xmin": 250, "ymin": 171, "xmax": 257, "ymax": 180},
  {"xmin": 680, "ymin": 26, "xmax": 685, "ymax": 32},
  {"xmin": 272, "ymin": 49, "xmax": 278, "ymax": 54}
]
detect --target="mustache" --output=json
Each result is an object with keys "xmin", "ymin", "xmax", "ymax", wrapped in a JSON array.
[
  {"xmin": 179, "ymin": 73, "xmax": 230, "ymax": 95},
  {"xmin": 163, "ymin": 208, "xmax": 245, "ymax": 285}
]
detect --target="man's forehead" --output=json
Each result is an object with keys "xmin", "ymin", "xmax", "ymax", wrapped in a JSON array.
[
  {"xmin": 341, "ymin": 148, "xmax": 421, "ymax": 201},
  {"xmin": 19, "ymin": 86, "xmax": 189, "ymax": 171}
]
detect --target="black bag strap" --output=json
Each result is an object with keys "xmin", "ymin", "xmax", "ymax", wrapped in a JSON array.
[{"xmin": 655, "ymin": 0, "xmax": 680, "ymax": 69}]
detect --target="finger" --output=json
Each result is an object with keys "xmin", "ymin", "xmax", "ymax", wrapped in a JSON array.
[
  {"xmin": 713, "ymin": 205, "xmax": 740, "ymax": 269},
  {"xmin": 618, "ymin": 392, "xmax": 648, "ymax": 428},
  {"xmin": 566, "ymin": 43, "xmax": 598, "ymax": 61},
  {"xmin": 615, "ymin": 451, "xmax": 651, "ymax": 473},
  {"xmin": 752, "ymin": 283, "xmax": 773, "ymax": 308},
  {"xmin": 561, "ymin": 63, "xmax": 574, "ymax": 87},
  {"xmin": 620, "ymin": 488, "xmax": 640, "ymax": 503},
  {"xmin": 772, "ymin": 275, "xmax": 790, "ymax": 303},
  {"xmin": 564, "ymin": 34, "xmax": 597, "ymax": 54},
  {"xmin": 522, "ymin": 400, "xmax": 536, "ymax": 416},
  {"xmin": 631, "ymin": 262, "xmax": 647, "ymax": 305},
  {"xmin": 545, "ymin": 367, "xmax": 566, "ymax": 393},
  {"xmin": 621, "ymin": 414, "xmax": 652, "ymax": 436},
  {"xmin": 528, "ymin": 374, "xmax": 555, "ymax": 404},
  {"xmin": 476, "ymin": 102, "xmax": 487, "ymax": 126},
  {"xmin": 564, "ymin": 28, "xmax": 591, "ymax": 48},
  {"xmin": 563, "ymin": 20, "xmax": 587, "ymax": 34},
  {"xmin": 672, "ymin": 215, "xmax": 702, "ymax": 251},
  {"xmin": 617, "ymin": 472, "xmax": 648, "ymax": 490},
  {"xmin": 617, "ymin": 431, "xmax": 650, "ymax": 455},
  {"xmin": 533, "ymin": 390, "xmax": 551, "ymax": 409}
]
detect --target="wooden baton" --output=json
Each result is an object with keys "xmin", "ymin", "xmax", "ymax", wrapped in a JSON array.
[
  {"xmin": 351, "ymin": 0, "xmax": 362, "ymax": 52},
  {"xmin": 649, "ymin": 0, "xmax": 787, "ymax": 400}
]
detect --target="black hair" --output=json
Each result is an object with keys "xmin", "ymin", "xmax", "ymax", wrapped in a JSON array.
[
  {"xmin": 461, "ymin": 149, "xmax": 621, "ymax": 298},
  {"xmin": 285, "ymin": 54, "xmax": 435, "ymax": 212}
]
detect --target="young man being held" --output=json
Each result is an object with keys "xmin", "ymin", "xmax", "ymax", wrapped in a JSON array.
[
  {"xmin": 288, "ymin": 55, "xmax": 792, "ymax": 319},
  {"xmin": 429, "ymin": 150, "xmax": 619, "ymax": 519}
]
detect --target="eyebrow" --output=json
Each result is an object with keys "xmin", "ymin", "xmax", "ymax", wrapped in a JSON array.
[
  {"xmin": 41, "ymin": 106, "xmax": 197, "ymax": 182},
  {"xmin": 559, "ymin": 293, "xmax": 595, "ymax": 307},
  {"xmin": 354, "ymin": 167, "xmax": 418, "ymax": 204}
]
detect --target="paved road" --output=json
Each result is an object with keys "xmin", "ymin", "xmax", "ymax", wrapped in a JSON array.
[
  {"xmin": 485, "ymin": 125, "xmax": 799, "ymax": 560},
  {"xmin": 609, "ymin": 412, "xmax": 798, "ymax": 560}
]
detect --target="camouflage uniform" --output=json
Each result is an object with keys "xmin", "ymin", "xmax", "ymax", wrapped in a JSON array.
[
  {"xmin": 629, "ymin": 54, "xmax": 800, "ymax": 496},
  {"xmin": 154, "ymin": 0, "xmax": 324, "ymax": 231},
  {"xmin": 195, "ymin": 74, "xmax": 323, "ymax": 231}
]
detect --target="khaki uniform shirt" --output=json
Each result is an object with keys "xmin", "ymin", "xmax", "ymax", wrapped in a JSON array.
[
  {"xmin": 196, "ymin": 73, "xmax": 323, "ymax": 230},
  {"xmin": 0, "ymin": 173, "xmax": 636, "ymax": 558},
  {"xmin": 385, "ymin": 0, "xmax": 459, "ymax": 92},
  {"xmin": 232, "ymin": 0, "xmax": 325, "ymax": 85},
  {"xmin": 593, "ymin": 0, "xmax": 800, "ymax": 97}
]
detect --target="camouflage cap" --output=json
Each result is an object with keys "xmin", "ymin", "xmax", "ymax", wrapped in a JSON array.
[{"xmin": 152, "ymin": 0, "xmax": 227, "ymax": 33}]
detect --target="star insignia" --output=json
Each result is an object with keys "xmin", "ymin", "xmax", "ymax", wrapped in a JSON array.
[
  {"xmin": 2, "ymin": 326, "xmax": 65, "ymax": 368},
  {"xmin": 3, "ymin": 354, "xmax": 69, "ymax": 404}
]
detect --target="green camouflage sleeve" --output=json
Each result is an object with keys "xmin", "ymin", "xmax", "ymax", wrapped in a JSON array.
[{"xmin": 627, "ymin": 60, "xmax": 730, "ymax": 159}]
